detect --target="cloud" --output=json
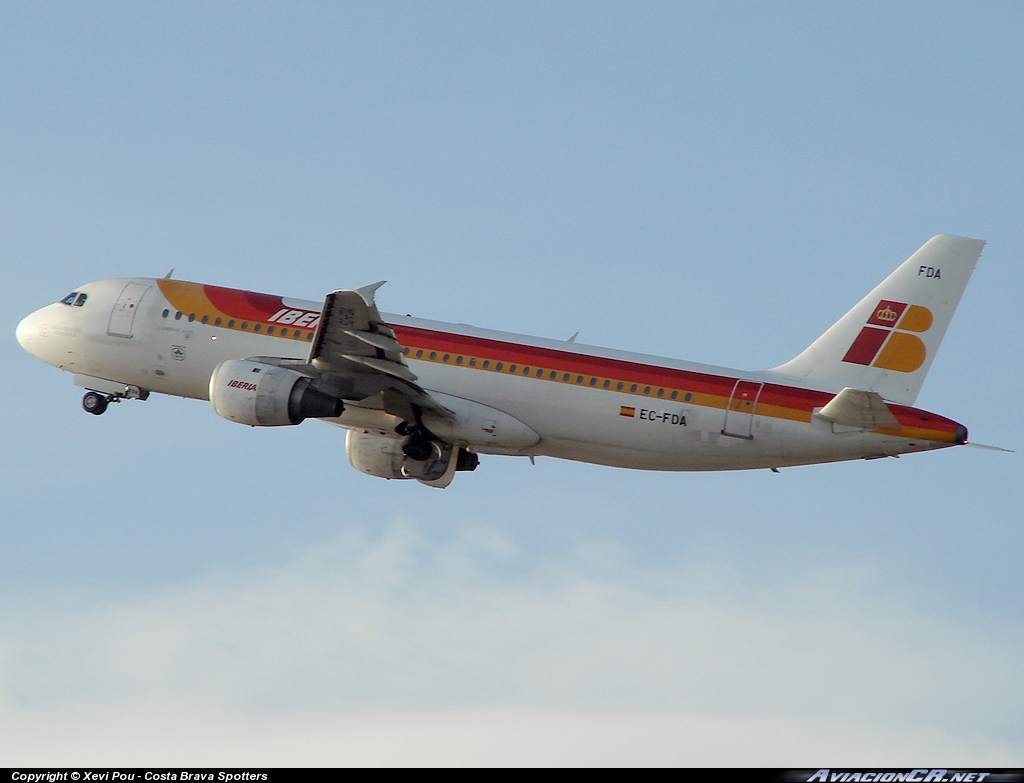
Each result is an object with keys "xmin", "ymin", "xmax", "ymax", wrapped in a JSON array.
[
  {"xmin": 1, "ymin": 519, "xmax": 1021, "ymax": 765},
  {"xmin": 2, "ymin": 707, "xmax": 1019, "ymax": 767}
]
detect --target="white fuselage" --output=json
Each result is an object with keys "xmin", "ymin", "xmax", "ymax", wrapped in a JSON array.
[{"xmin": 16, "ymin": 277, "xmax": 965, "ymax": 472}]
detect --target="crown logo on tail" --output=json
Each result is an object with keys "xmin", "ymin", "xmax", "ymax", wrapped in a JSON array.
[{"xmin": 875, "ymin": 305, "xmax": 898, "ymax": 322}]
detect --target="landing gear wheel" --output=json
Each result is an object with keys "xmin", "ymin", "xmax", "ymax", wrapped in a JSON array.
[
  {"xmin": 401, "ymin": 435, "xmax": 433, "ymax": 462},
  {"xmin": 82, "ymin": 392, "xmax": 109, "ymax": 416}
]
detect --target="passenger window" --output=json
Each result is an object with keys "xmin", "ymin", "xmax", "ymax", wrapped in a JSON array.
[
  {"xmin": 509, "ymin": 364, "xmax": 517, "ymax": 373},
  {"xmin": 603, "ymin": 379, "xmax": 610, "ymax": 389},
  {"xmin": 483, "ymin": 360, "xmax": 491, "ymax": 369},
  {"xmin": 416, "ymin": 349, "xmax": 423, "ymax": 358},
  {"xmin": 563, "ymin": 373, "xmax": 571, "ymax": 382},
  {"xmin": 201, "ymin": 315, "xmax": 209, "ymax": 325},
  {"xmin": 617, "ymin": 382, "xmax": 624, "ymax": 391},
  {"xmin": 630, "ymin": 384, "xmax": 638, "ymax": 393},
  {"xmin": 670, "ymin": 390, "xmax": 678, "ymax": 400},
  {"xmin": 188, "ymin": 313, "xmax": 196, "ymax": 322},
  {"xmin": 214, "ymin": 317, "xmax": 222, "ymax": 327},
  {"xmin": 253, "ymin": 324, "xmax": 261, "ymax": 333},
  {"xmin": 162, "ymin": 309, "xmax": 169, "ymax": 318},
  {"xmin": 429, "ymin": 352, "xmax": 437, "ymax": 360},
  {"xmin": 456, "ymin": 356, "xmax": 463, "ymax": 365},
  {"xmin": 267, "ymin": 326, "xmax": 275, "ymax": 335},
  {"xmin": 469, "ymin": 358, "xmax": 477, "ymax": 367},
  {"xmin": 589, "ymin": 377, "xmax": 597, "ymax": 386},
  {"xmin": 495, "ymin": 362, "xmax": 503, "ymax": 372}
]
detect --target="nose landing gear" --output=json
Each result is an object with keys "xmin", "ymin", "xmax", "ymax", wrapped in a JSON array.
[
  {"xmin": 82, "ymin": 391, "xmax": 110, "ymax": 415},
  {"xmin": 78, "ymin": 381, "xmax": 149, "ymax": 415}
]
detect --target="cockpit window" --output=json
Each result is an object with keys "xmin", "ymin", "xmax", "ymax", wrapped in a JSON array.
[{"xmin": 60, "ymin": 292, "xmax": 88, "ymax": 307}]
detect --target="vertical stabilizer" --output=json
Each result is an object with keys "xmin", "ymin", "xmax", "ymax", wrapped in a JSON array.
[{"xmin": 768, "ymin": 235, "xmax": 985, "ymax": 405}]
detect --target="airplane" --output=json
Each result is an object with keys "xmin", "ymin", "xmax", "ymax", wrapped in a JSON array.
[{"xmin": 15, "ymin": 235, "xmax": 993, "ymax": 488}]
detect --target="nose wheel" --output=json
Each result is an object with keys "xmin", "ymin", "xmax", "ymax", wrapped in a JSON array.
[
  {"xmin": 82, "ymin": 391, "xmax": 110, "ymax": 415},
  {"xmin": 78, "ymin": 382, "xmax": 148, "ymax": 415}
]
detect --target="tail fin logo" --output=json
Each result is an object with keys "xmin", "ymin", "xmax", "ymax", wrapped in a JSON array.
[
  {"xmin": 842, "ymin": 300, "xmax": 933, "ymax": 373},
  {"xmin": 874, "ymin": 305, "xmax": 899, "ymax": 323}
]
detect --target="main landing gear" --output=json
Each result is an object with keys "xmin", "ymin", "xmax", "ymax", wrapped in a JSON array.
[
  {"xmin": 392, "ymin": 418, "xmax": 432, "ymax": 460},
  {"xmin": 393, "ymin": 419, "xmax": 480, "ymax": 474},
  {"xmin": 401, "ymin": 432, "xmax": 434, "ymax": 462}
]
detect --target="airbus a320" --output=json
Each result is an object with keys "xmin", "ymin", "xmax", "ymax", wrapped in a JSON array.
[{"xmin": 16, "ymin": 235, "xmax": 992, "ymax": 488}]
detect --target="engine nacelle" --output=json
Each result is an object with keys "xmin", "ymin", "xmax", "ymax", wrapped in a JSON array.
[
  {"xmin": 209, "ymin": 359, "xmax": 343, "ymax": 426},
  {"xmin": 345, "ymin": 429, "xmax": 473, "ymax": 488},
  {"xmin": 345, "ymin": 430, "xmax": 408, "ymax": 479}
]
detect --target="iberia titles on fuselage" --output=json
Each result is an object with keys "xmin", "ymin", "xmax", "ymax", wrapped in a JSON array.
[{"xmin": 16, "ymin": 235, "xmax": 987, "ymax": 488}]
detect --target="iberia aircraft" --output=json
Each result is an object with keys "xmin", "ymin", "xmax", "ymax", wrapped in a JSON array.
[{"xmin": 16, "ymin": 235, "xmax": 989, "ymax": 488}]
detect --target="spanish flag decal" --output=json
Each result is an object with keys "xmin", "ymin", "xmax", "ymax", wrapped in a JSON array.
[{"xmin": 620, "ymin": 406, "xmax": 636, "ymax": 417}]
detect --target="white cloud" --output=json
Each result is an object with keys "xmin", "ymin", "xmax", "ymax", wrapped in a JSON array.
[
  {"xmin": 2, "ymin": 707, "xmax": 1019, "ymax": 767},
  {"xmin": 1, "ymin": 519, "xmax": 1021, "ymax": 766}
]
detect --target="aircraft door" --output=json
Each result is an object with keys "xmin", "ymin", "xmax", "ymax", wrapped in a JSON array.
[
  {"xmin": 721, "ymin": 380, "xmax": 764, "ymax": 440},
  {"xmin": 107, "ymin": 283, "xmax": 151, "ymax": 338}
]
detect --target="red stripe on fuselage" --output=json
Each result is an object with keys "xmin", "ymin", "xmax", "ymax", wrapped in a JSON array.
[
  {"xmin": 204, "ymin": 284, "xmax": 287, "ymax": 323},
  {"xmin": 389, "ymin": 324, "xmax": 959, "ymax": 436},
  {"xmin": 392, "ymin": 324, "xmax": 738, "ymax": 397},
  {"xmin": 157, "ymin": 281, "xmax": 961, "ymax": 440}
]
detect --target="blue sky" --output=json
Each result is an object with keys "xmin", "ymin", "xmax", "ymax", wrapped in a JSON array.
[{"xmin": 2, "ymin": 1, "xmax": 1022, "ymax": 765}]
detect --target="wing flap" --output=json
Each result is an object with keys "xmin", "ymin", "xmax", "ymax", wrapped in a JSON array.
[
  {"xmin": 305, "ymin": 283, "xmax": 454, "ymax": 422},
  {"xmin": 311, "ymin": 287, "xmax": 406, "ymax": 360},
  {"xmin": 336, "ymin": 353, "xmax": 418, "ymax": 382},
  {"xmin": 344, "ymin": 329, "xmax": 404, "ymax": 354}
]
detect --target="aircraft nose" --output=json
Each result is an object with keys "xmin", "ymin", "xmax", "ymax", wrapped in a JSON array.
[
  {"xmin": 16, "ymin": 310, "xmax": 46, "ymax": 358},
  {"xmin": 17, "ymin": 312, "xmax": 37, "ymax": 350}
]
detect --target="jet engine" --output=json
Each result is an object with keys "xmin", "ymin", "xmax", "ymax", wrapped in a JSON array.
[
  {"xmin": 209, "ymin": 359, "xmax": 343, "ymax": 426},
  {"xmin": 345, "ymin": 429, "xmax": 477, "ymax": 488}
]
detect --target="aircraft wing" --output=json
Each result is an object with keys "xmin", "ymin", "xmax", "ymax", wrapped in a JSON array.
[{"xmin": 306, "ymin": 282, "xmax": 453, "ymax": 421}]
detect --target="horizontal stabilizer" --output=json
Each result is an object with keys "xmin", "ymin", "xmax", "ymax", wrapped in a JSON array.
[{"xmin": 818, "ymin": 387, "xmax": 900, "ymax": 430}]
